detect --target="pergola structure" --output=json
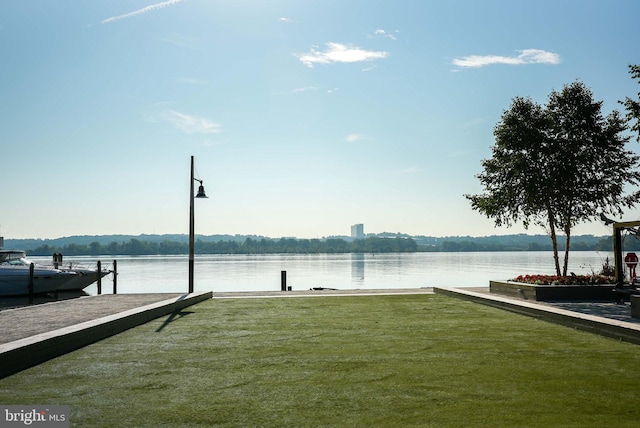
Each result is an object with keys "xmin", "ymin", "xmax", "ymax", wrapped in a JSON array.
[{"xmin": 613, "ymin": 221, "xmax": 640, "ymax": 289}]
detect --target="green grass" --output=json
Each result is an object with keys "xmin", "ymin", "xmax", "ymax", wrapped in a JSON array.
[{"xmin": 1, "ymin": 294, "xmax": 640, "ymax": 427}]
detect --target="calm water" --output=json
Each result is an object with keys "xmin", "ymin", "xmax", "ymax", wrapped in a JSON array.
[{"xmin": 29, "ymin": 251, "xmax": 615, "ymax": 295}]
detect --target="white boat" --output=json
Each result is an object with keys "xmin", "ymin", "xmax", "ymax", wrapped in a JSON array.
[
  {"xmin": 0, "ymin": 250, "xmax": 78, "ymax": 296},
  {"xmin": 54, "ymin": 261, "xmax": 111, "ymax": 291}
]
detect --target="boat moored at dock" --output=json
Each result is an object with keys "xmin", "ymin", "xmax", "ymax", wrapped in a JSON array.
[
  {"xmin": 54, "ymin": 261, "xmax": 111, "ymax": 291},
  {"xmin": 0, "ymin": 250, "xmax": 78, "ymax": 296}
]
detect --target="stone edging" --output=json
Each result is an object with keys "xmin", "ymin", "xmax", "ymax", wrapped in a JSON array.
[{"xmin": 0, "ymin": 291, "xmax": 212, "ymax": 379}]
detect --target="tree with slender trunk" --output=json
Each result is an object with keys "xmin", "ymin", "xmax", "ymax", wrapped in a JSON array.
[{"xmin": 466, "ymin": 81, "xmax": 640, "ymax": 276}]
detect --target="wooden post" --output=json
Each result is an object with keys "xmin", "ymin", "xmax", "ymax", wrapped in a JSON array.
[
  {"xmin": 113, "ymin": 260, "xmax": 117, "ymax": 294},
  {"xmin": 281, "ymin": 270, "xmax": 287, "ymax": 291},
  {"xmin": 96, "ymin": 260, "xmax": 102, "ymax": 295},
  {"xmin": 29, "ymin": 262, "xmax": 35, "ymax": 302}
]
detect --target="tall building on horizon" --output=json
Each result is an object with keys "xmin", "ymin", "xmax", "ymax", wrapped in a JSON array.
[{"xmin": 351, "ymin": 224, "xmax": 364, "ymax": 240}]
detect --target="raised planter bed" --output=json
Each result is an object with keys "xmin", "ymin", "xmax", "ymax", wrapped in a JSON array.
[
  {"xmin": 632, "ymin": 295, "xmax": 640, "ymax": 319},
  {"xmin": 490, "ymin": 280, "xmax": 617, "ymax": 301}
]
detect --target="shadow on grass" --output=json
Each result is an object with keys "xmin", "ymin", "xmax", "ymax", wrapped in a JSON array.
[{"xmin": 155, "ymin": 310, "xmax": 194, "ymax": 332}]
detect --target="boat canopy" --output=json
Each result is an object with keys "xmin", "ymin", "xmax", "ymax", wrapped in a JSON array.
[{"xmin": 0, "ymin": 250, "xmax": 30, "ymax": 265}]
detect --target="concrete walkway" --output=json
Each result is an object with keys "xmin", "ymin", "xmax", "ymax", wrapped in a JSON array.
[
  {"xmin": 1, "ymin": 294, "xmax": 182, "ymax": 344},
  {"xmin": 0, "ymin": 292, "xmax": 212, "ymax": 379},
  {"xmin": 434, "ymin": 287, "xmax": 640, "ymax": 345}
]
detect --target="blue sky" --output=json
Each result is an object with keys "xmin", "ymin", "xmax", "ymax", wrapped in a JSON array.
[{"xmin": 1, "ymin": 0, "xmax": 640, "ymax": 240}]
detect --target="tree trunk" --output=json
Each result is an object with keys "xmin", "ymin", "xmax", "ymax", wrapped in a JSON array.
[
  {"xmin": 561, "ymin": 203, "xmax": 573, "ymax": 276},
  {"xmin": 562, "ymin": 226, "xmax": 571, "ymax": 277},
  {"xmin": 547, "ymin": 206, "xmax": 561, "ymax": 276}
]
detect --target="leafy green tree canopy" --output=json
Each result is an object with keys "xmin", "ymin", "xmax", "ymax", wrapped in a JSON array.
[
  {"xmin": 466, "ymin": 81, "xmax": 640, "ymax": 276},
  {"xmin": 621, "ymin": 64, "xmax": 640, "ymax": 142}
]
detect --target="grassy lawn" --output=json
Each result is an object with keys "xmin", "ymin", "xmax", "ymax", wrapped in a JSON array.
[{"xmin": 1, "ymin": 294, "xmax": 640, "ymax": 427}]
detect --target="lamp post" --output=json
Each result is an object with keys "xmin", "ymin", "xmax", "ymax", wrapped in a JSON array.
[{"xmin": 189, "ymin": 155, "xmax": 208, "ymax": 293}]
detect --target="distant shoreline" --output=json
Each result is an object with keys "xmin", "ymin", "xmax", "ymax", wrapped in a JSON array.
[{"xmin": 3, "ymin": 233, "xmax": 621, "ymax": 256}]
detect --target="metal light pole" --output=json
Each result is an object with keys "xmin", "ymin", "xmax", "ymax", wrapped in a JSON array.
[{"xmin": 189, "ymin": 155, "xmax": 207, "ymax": 293}]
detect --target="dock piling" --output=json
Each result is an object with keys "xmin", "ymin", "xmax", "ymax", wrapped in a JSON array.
[
  {"xmin": 113, "ymin": 260, "xmax": 117, "ymax": 294},
  {"xmin": 97, "ymin": 261, "xmax": 102, "ymax": 295},
  {"xmin": 28, "ymin": 262, "xmax": 34, "ymax": 303}
]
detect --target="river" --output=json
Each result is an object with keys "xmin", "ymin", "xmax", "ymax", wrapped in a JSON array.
[{"xmin": 28, "ymin": 251, "xmax": 615, "ymax": 295}]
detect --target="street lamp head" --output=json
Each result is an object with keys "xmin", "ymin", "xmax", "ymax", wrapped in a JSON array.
[{"xmin": 195, "ymin": 180, "xmax": 208, "ymax": 198}]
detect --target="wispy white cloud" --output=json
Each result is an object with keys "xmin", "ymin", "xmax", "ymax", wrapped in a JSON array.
[
  {"xmin": 280, "ymin": 17, "xmax": 297, "ymax": 23},
  {"xmin": 452, "ymin": 49, "xmax": 561, "ymax": 69},
  {"xmin": 345, "ymin": 134, "xmax": 370, "ymax": 143},
  {"xmin": 370, "ymin": 29, "xmax": 398, "ymax": 41},
  {"xmin": 101, "ymin": 0, "xmax": 185, "ymax": 24},
  {"xmin": 163, "ymin": 110, "xmax": 222, "ymax": 134},
  {"xmin": 292, "ymin": 86, "xmax": 318, "ymax": 93},
  {"xmin": 271, "ymin": 86, "xmax": 319, "ymax": 95},
  {"xmin": 286, "ymin": 86, "xmax": 337, "ymax": 94},
  {"xmin": 296, "ymin": 42, "xmax": 389, "ymax": 68}
]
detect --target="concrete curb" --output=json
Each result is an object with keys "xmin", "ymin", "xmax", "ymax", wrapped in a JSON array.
[
  {"xmin": 434, "ymin": 287, "xmax": 640, "ymax": 345},
  {"xmin": 0, "ymin": 291, "xmax": 212, "ymax": 379},
  {"xmin": 211, "ymin": 288, "xmax": 435, "ymax": 298}
]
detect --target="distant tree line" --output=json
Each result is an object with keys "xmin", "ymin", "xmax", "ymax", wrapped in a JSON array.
[
  {"xmin": 25, "ymin": 236, "xmax": 419, "ymax": 256},
  {"xmin": 436, "ymin": 236, "xmax": 619, "ymax": 252},
  {"xmin": 16, "ymin": 233, "xmax": 640, "ymax": 256}
]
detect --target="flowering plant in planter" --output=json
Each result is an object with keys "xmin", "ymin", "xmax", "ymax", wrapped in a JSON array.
[{"xmin": 511, "ymin": 274, "xmax": 614, "ymax": 285}]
